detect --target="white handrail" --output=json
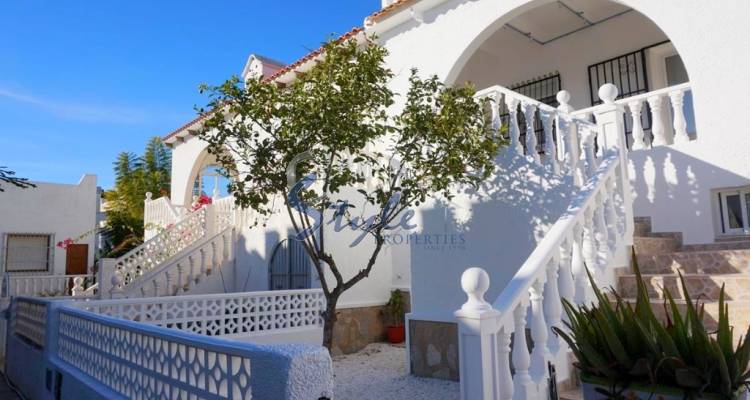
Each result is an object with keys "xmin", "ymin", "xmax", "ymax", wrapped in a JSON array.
[
  {"xmin": 571, "ymin": 82, "xmax": 691, "ymax": 117},
  {"xmin": 4, "ymin": 274, "xmax": 94, "ymax": 298}
]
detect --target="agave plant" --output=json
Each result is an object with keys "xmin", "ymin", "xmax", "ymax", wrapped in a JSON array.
[{"xmin": 553, "ymin": 249, "xmax": 750, "ymax": 399}]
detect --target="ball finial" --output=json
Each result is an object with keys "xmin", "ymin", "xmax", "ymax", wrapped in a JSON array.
[
  {"xmin": 460, "ymin": 267, "xmax": 491, "ymax": 311},
  {"xmin": 598, "ymin": 84, "xmax": 619, "ymax": 104},
  {"xmin": 556, "ymin": 90, "xmax": 571, "ymax": 106}
]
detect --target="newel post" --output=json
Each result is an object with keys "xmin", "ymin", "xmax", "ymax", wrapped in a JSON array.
[
  {"xmin": 455, "ymin": 268, "xmax": 503, "ymax": 400},
  {"xmin": 594, "ymin": 84, "xmax": 634, "ymax": 245},
  {"xmin": 97, "ymin": 258, "xmax": 119, "ymax": 299}
]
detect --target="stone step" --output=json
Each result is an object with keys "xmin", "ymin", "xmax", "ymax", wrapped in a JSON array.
[
  {"xmin": 635, "ymin": 249, "xmax": 750, "ymax": 274},
  {"xmin": 618, "ymin": 274, "xmax": 750, "ymax": 301},
  {"xmin": 634, "ymin": 235, "xmax": 682, "ymax": 255},
  {"xmin": 633, "ymin": 216, "xmax": 652, "ymax": 237},
  {"xmin": 620, "ymin": 299, "xmax": 750, "ymax": 335},
  {"xmin": 681, "ymin": 240, "xmax": 750, "ymax": 252}
]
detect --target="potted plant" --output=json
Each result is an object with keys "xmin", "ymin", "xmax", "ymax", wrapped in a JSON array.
[
  {"xmin": 384, "ymin": 290, "xmax": 406, "ymax": 344},
  {"xmin": 554, "ymin": 250, "xmax": 750, "ymax": 399}
]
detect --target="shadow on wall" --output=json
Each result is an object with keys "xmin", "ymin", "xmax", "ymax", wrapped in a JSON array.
[
  {"xmin": 409, "ymin": 150, "xmax": 575, "ymax": 318},
  {"xmin": 629, "ymin": 145, "xmax": 750, "ymax": 244}
]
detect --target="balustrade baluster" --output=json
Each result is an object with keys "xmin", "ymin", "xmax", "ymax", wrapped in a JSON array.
[
  {"xmin": 557, "ymin": 239, "xmax": 575, "ymax": 306},
  {"xmin": 571, "ymin": 224, "xmax": 589, "ymax": 305},
  {"xmin": 200, "ymin": 248, "xmax": 207, "ymax": 278},
  {"xmin": 498, "ymin": 326, "xmax": 514, "ymax": 400},
  {"xmin": 222, "ymin": 233, "xmax": 230, "ymax": 263},
  {"xmin": 628, "ymin": 100, "xmax": 647, "ymax": 150},
  {"xmin": 582, "ymin": 208, "xmax": 598, "ymax": 272},
  {"xmin": 152, "ymin": 280, "xmax": 160, "ymax": 297},
  {"xmin": 604, "ymin": 178, "xmax": 619, "ymax": 250},
  {"xmin": 581, "ymin": 126, "xmax": 597, "ymax": 179},
  {"xmin": 188, "ymin": 255, "xmax": 196, "ymax": 287},
  {"xmin": 544, "ymin": 256, "xmax": 564, "ymax": 357},
  {"xmin": 540, "ymin": 109, "xmax": 559, "ymax": 173},
  {"xmin": 522, "ymin": 102, "xmax": 540, "ymax": 163},
  {"xmin": 176, "ymin": 263, "xmax": 184, "ymax": 293},
  {"xmin": 165, "ymin": 269, "xmax": 173, "ymax": 296},
  {"xmin": 490, "ymin": 92, "xmax": 503, "ymax": 141},
  {"xmin": 647, "ymin": 95, "xmax": 668, "ymax": 146},
  {"xmin": 529, "ymin": 277, "xmax": 551, "ymax": 383},
  {"xmin": 505, "ymin": 97, "xmax": 523, "ymax": 156},
  {"xmin": 594, "ymin": 192, "xmax": 609, "ymax": 260},
  {"xmin": 669, "ymin": 89, "xmax": 689, "ymax": 143},
  {"xmin": 210, "ymin": 242, "xmax": 218, "ymax": 273},
  {"xmin": 512, "ymin": 301, "xmax": 532, "ymax": 398}
]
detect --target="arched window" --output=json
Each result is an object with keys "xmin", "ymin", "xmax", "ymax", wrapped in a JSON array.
[
  {"xmin": 268, "ymin": 237, "xmax": 313, "ymax": 290},
  {"xmin": 192, "ymin": 165, "xmax": 231, "ymax": 198}
]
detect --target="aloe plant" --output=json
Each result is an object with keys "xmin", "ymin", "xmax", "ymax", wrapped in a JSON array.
[{"xmin": 553, "ymin": 249, "xmax": 750, "ymax": 399}]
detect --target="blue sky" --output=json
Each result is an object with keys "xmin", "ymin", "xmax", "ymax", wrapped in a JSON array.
[{"xmin": 0, "ymin": 1, "xmax": 379, "ymax": 189}]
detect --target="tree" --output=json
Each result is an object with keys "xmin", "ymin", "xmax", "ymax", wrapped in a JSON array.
[
  {"xmin": 0, "ymin": 166, "xmax": 35, "ymax": 192},
  {"xmin": 103, "ymin": 137, "xmax": 171, "ymax": 256},
  {"xmin": 198, "ymin": 38, "xmax": 500, "ymax": 350}
]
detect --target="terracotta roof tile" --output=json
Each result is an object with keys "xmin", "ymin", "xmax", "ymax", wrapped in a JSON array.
[{"xmin": 365, "ymin": 0, "xmax": 419, "ymax": 24}]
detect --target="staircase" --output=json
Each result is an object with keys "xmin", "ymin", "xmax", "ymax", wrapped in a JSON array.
[
  {"xmin": 100, "ymin": 196, "xmax": 238, "ymax": 299},
  {"xmin": 619, "ymin": 216, "xmax": 750, "ymax": 333}
]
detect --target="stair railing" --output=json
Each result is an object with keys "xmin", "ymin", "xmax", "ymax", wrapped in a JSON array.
[
  {"xmin": 144, "ymin": 193, "xmax": 186, "ymax": 240},
  {"xmin": 455, "ymin": 84, "xmax": 634, "ymax": 400}
]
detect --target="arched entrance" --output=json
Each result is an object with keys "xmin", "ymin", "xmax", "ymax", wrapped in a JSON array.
[{"xmin": 449, "ymin": 0, "xmax": 694, "ymax": 147}]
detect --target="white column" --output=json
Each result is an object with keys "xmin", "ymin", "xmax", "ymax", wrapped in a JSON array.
[
  {"xmin": 454, "ymin": 267, "xmax": 503, "ymax": 400},
  {"xmin": 556, "ymin": 91, "xmax": 581, "ymax": 186},
  {"xmin": 544, "ymin": 256, "xmax": 564, "ymax": 356},
  {"xmin": 669, "ymin": 89, "xmax": 690, "ymax": 143},
  {"xmin": 647, "ymin": 95, "xmax": 668, "ymax": 146},
  {"xmin": 540, "ymin": 109, "xmax": 559, "ymax": 174},
  {"xmin": 490, "ymin": 92, "xmax": 503, "ymax": 141},
  {"xmin": 628, "ymin": 100, "xmax": 647, "ymax": 150},
  {"xmin": 523, "ymin": 102, "xmax": 540, "ymax": 163},
  {"xmin": 530, "ymin": 278, "xmax": 551, "ymax": 384},
  {"xmin": 512, "ymin": 301, "xmax": 532, "ymax": 399},
  {"xmin": 505, "ymin": 97, "xmax": 523, "ymax": 156},
  {"xmin": 571, "ymin": 224, "xmax": 589, "ymax": 305},
  {"xmin": 595, "ymin": 84, "xmax": 634, "ymax": 246}
]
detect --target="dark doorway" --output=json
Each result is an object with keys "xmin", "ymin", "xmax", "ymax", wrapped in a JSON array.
[
  {"xmin": 65, "ymin": 244, "xmax": 88, "ymax": 275},
  {"xmin": 268, "ymin": 238, "xmax": 312, "ymax": 290}
]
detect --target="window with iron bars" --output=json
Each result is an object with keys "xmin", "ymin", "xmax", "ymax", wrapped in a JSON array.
[
  {"xmin": 3, "ymin": 233, "xmax": 54, "ymax": 273},
  {"xmin": 497, "ymin": 73, "xmax": 562, "ymax": 156}
]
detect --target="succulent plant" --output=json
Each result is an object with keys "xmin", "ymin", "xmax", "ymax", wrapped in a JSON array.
[{"xmin": 553, "ymin": 249, "xmax": 750, "ymax": 399}]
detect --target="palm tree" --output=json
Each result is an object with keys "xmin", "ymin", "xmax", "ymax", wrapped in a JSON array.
[
  {"xmin": 102, "ymin": 137, "xmax": 171, "ymax": 256},
  {"xmin": 0, "ymin": 166, "xmax": 35, "ymax": 192}
]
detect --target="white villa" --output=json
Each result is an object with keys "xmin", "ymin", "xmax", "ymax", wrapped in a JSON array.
[{"xmin": 5, "ymin": 0, "xmax": 750, "ymax": 399}]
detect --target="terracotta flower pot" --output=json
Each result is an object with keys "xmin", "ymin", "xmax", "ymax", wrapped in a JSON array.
[{"xmin": 387, "ymin": 325, "xmax": 405, "ymax": 343}]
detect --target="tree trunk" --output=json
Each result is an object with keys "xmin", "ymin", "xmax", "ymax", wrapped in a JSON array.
[{"xmin": 322, "ymin": 294, "xmax": 339, "ymax": 351}]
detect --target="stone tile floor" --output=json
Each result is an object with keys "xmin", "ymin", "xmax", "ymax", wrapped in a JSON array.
[{"xmin": 333, "ymin": 342, "xmax": 459, "ymax": 400}]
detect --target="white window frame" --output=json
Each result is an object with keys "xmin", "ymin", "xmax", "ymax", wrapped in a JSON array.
[
  {"xmin": 2, "ymin": 233, "xmax": 55, "ymax": 274},
  {"xmin": 716, "ymin": 189, "xmax": 750, "ymax": 236}
]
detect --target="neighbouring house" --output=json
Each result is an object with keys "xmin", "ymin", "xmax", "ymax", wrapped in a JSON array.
[
  {"xmin": 6, "ymin": 0, "xmax": 750, "ymax": 399},
  {"xmin": 0, "ymin": 174, "xmax": 100, "ymax": 297}
]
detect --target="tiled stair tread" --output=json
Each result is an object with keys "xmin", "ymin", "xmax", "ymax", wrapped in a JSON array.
[
  {"xmin": 618, "ymin": 274, "xmax": 750, "ymax": 301},
  {"xmin": 558, "ymin": 388, "xmax": 583, "ymax": 400},
  {"xmin": 619, "ymin": 299, "xmax": 750, "ymax": 333}
]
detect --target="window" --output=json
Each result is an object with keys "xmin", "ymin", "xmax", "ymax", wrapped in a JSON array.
[
  {"xmin": 717, "ymin": 190, "xmax": 750, "ymax": 236},
  {"xmin": 4, "ymin": 234, "xmax": 53, "ymax": 273}
]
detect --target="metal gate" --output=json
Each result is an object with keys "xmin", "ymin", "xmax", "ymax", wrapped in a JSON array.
[{"xmin": 268, "ymin": 237, "xmax": 312, "ymax": 290}]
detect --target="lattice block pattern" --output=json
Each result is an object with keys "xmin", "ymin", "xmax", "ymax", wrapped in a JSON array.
[
  {"xmin": 79, "ymin": 289, "xmax": 326, "ymax": 338},
  {"xmin": 115, "ymin": 207, "xmax": 207, "ymax": 288},
  {"xmin": 57, "ymin": 310, "xmax": 252, "ymax": 400},
  {"xmin": 13, "ymin": 299, "xmax": 47, "ymax": 348}
]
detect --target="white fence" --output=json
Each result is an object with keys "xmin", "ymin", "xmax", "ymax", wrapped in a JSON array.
[
  {"xmin": 3, "ymin": 273, "xmax": 95, "ymax": 298},
  {"xmin": 74, "ymin": 289, "xmax": 326, "ymax": 342},
  {"xmin": 7, "ymin": 296, "xmax": 333, "ymax": 399},
  {"xmin": 456, "ymin": 84, "xmax": 633, "ymax": 399},
  {"xmin": 143, "ymin": 193, "xmax": 186, "ymax": 240}
]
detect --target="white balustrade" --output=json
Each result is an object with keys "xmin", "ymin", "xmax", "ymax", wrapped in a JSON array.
[
  {"xmin": 144, "ymin": 193, "xmax": 186, "ymax": 240},
  {"xmin": 213, "ymin": 195, "xmax": 237, "ymax": 231},
  {"xmin": 475, "ymin": 86, "xmax": 596, "ymax": 178},
  {"xmin": 115, "ymin": 227, "xmax": 235, "ymax": 298},
  {"xmin": 456, "ymin": 84, "xmax": 633, "ymax": 400},
  {"xmin": 4, "ymin": 274, "xmax": 94, "ymax": 298},
  {"xmin": 110, "ymin": 206, "xmax": 208, "ymax": 295},
  {"xmin": 572, "ymin": 82, "xmax": 694, "ymax": 149},
  {"xmin": 75, "ymin": 288, "xmax": 325, "ymax": 339}
]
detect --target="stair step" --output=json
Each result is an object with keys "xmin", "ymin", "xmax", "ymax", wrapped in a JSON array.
[
  {"xmin": 636, "ymin": 249, "xmax": 750, "ymax": 274},
  {"xmin": 634, "ymin": 235, "xmax": 682, "ymax": 255},
  {"xmin": 681, "ymin": 240, "xmax": 750, "ymax": 252},
  {"xmin": 618, "ymin": 274, "xmax": 750, "ymax": 301},
  {"xmin": 558, "ymin": 388, "xmax": 582, "ymax": 400},
  {"xmin": 619, "ymin": 298, "xmax": 750, "ymax": 334}
]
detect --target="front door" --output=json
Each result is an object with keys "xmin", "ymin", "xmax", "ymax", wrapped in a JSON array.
[
  {"xmin": 269, "ymin": 238, "xmax": 312, "ymax": 290},
  {"xmin": 65, "ymin": 244, "xmax": 88, "ymax": 275}
]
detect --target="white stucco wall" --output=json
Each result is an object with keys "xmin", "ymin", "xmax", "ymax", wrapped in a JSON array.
[
  {"xmin": 0, "ymin": 174, "xmax": 99, "ymax": 275},
  {"xmin": 368, "ymin": 0, "xmax": 750, "ymax": 318},
  {"xmin": 169, "ymin": 136, "xmax": 395, "ymax": 308}
]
